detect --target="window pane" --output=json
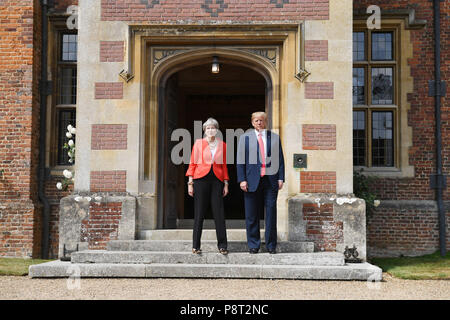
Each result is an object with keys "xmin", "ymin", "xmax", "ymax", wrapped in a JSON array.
[
  {"xmin": 371, "ymin": 32, "xmax": 393, "ymax": 61},
  {"xmin": 59, "ymin": 67, "xmax": 77, "ymax": 104},
  {"xmin": 353, "ymin": 68, "xmax": 365, "ymax": 105},
  {"xmin": 372, "ymin": 67, "xmax": 393, "ymax": 105},
  {"xmin": 372, "ymin": 111, "xmax": 394, "ymax": 167},
  {"xmin": 62, "ymin": 33, "xmax": 77, "ymax": 61},
  {"xmin": 57, "ymin": 109, "xmax": 76, "ymax": 166},
  {"xmin": 353, "ymin": 111, "xmax": 366, "ymax": 166},
  {"xmin": 353, "ymin": 32, "xmax": 365, "ymax": 61}
]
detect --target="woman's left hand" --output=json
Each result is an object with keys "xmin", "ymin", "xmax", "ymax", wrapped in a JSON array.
[{"xmin": 223, "ymin": 184, "xmax": 229, "ymax": 197}]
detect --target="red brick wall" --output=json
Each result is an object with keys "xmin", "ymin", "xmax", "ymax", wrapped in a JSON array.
[
  {"xmin": 95, "ymin": 82, "xmax": 123, "ymax": 99},
  {"xmin": 91, "ymin": 124, "xmax": 128, "ymax": 150},
  {"xmin": 101, "ymin": 0, "xmax": 330, "ymax": 22},
  {"xmin": 303, "ymin": 203, "xmax": 344, "ymax": 252},
  {"xmin": 90, "ymin": 170, "xmax": 127, "ymax": 192},
  {"xmin": 367, "ymin": 203, "xmax": 450, "ymax": 257},
  {"xmin": 45, "ymin": 176, "xmax": 73, "ymax": 258},
  {"xmin": 80, "ymin": 202, "xmax": 122, "ymax": 250},
  {"xmin": 54, "ymin": 0, "xmax": 78, "ymax": 11},
  {"xmin": 354, "ymin": 1, "xmax": 449, "ymax": 256},
  {"xmin": 100, "ymin": 41, "xmax": 124, "ymax": 62},
  {"xmin": 0, "ymin": 0, "xmax": 42, "ymax": 257},
  {"xmin": 300, "ymin": 171, "xmax": 336, "ymax": 193},
  {"xmin": 304, "ymin": 82, "xmax": 334, "ymax": 99},
  {"xmin": 302, "ymin": 124, "xmax": 336, "ymax": 150},
  {"xmin": 353, "ymin": 0, "xmax": 449, "ymax": 202}
]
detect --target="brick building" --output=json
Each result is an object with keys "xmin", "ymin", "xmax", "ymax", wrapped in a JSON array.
[{"xmin": 0, "ymin": 0, "xmax": 448, "ymax": 261}]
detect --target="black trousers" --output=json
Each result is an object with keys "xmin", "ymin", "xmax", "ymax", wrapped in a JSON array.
[{"xmin": 193, "ymin": 168, "xmax": 227, "ymax": 250}]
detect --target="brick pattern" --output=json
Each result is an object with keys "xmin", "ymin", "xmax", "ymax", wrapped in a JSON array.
[
  {"xmin": 101, "ymin": 0, "xmax": 330, "ymax": 21},
  {"xmin": 300, "ymin": 171, "xmax": 336, "ymax": 193},
  {"xmin": 305, "ymin": 82, "xmax": 334, "ymax": 99},
  {"xmin": 0, "ymin": 202, "xmax": 40, "ymax": 257},
  {"xmin": 305, "ymin": 40, "xmax": 328, "ymax": 61},
  {"xmin": 0, "ymin": 0, "xmax": 41, "ymax": 258},
  {"xmin": 367, "ymin": 205, "xmax": 450, "ymax": 257},
  {"xmin": 95, "ymin": 82, "xmax": 123, "ymax": 99},
  {"xmin": 54, "ymin": 0, "xmax": 78, "ymax": 11},
  {"xmin": 45, "ymin": 177, "xmax": 73, "ymax": 258},
  {"xmin": 80, "ymin": 202, "xmax": 122, "ymax": 250},
  {"xmin": 303, "ymin": 203, "xmax": 343, "ymax": 252},
  {"xmin": 90, "ymin": 170, "xmax": 127, "ymax": 192},
  {"xmin": 100, "ymin": 41, "xmax": 125, "ymax": 62},
  {"xmin": 91, "ymin": 124, "xmax": 128, "ymax": 150},
  {"xmin": 302, "ymin": 124, "xmax": 336, "ymax": 150}
]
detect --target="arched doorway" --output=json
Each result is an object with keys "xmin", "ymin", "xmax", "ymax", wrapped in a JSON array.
[{"xmin": 156, "ymin": 55, "xmax": 273, "ymax": 229}]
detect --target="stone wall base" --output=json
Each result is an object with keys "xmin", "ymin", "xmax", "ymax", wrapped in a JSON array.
[
  {"xmin": 58, "ymin": 194, "xmax": 136, "ymax": 259},
  {"xmin": 289, "ymin": 194, "xmax": 367, "ymax": 261}
]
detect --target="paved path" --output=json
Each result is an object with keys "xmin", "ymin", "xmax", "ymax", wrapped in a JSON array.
[{"xmin": 0, "ymin": 274, "xmax": 449, "ymax": 300}]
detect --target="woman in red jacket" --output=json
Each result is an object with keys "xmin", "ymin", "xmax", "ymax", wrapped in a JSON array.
[{"xmin": 186, "ymin": 118, "xmax": 229, "ymax": 255}]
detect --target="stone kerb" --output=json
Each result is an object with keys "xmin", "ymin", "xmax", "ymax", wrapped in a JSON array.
[
  {"xmin": 58, "ymin": 194, "xmax": 136, "ymax": 259},
  {"xmin": 288, "ymin": 194, "xmax": 366, "ymax": 261}
]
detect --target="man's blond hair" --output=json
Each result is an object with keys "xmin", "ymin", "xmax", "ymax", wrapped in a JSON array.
[{"xmin": 251, "ymin": 111, "xmax": 267, "ymax": 122}]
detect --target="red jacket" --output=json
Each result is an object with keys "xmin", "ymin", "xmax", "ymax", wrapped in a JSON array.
[{"xmin": 186, "ymin": 138, "xmax": 229, "ymax": 182}]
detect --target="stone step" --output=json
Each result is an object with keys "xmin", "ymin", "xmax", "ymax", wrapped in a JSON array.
[
  {"xmin": 139, "ymin": 229, "xmax": 261, "ymax": 241},
  {"xmin": 29, "ymin": 260, "xmax": 383, "ymax": 281},
  {"xmin": 71, "ymin": 250, "xmax": 344, "ymax": 266},
  {"xmin": 107, "ymin": 240, "xmax": 314, "ymax": 253}
]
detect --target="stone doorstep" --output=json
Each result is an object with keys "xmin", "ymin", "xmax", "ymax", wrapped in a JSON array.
[
  {"xmin": 71, "ymin": 250, "xmax": 344, "ymax": 266},
  {"xmin": 139, "ymin": 229, "xmax": 265, "ymax": 241},
  {"xmin": 28, "ymin": 261, "xmax": 383, "ymax": 281},
  {"xmin": 107, "ymin": 240, "xmax": 315, "ymax": 253}
]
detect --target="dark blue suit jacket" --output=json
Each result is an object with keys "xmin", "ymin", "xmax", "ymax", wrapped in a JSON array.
[{"xmin": 236, "ymin": 129, "xmax": 285, "ymax": 192}]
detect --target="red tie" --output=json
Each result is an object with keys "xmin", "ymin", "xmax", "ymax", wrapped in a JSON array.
[{"xmin": 258, "ymin": 133, "xmax": 266, "ymax": 177}]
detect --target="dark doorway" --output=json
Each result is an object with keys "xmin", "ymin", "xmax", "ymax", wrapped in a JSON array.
[{"xmin": 160, "ymin": 62, "xmax": 266, "ymax": 228}]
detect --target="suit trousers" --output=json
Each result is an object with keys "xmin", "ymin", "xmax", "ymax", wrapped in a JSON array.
[
  {"xmin": 193, "ymin": 168, "xmax": 228, "ymax": 250},
  {"xmin": 243, "ymin": 175, "xmax": 278, "ymax": 250}
]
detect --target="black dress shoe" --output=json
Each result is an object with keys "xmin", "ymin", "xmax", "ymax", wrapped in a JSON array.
[
  {"xmin": 249, "ymin": 248, "xmax": 259, "ymax": 254},
  {"xmin": 268, "ymin": 249, "xmax": 276, "ymax": 254}
]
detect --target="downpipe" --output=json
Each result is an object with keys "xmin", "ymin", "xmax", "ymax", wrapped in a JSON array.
[
  {"xmin": 38, "ymin": 0, "xmax": 51, "ymax": 259},
  {"xmin": 432, "ymin": 0, "xmax": 446, "ymax": 257}
]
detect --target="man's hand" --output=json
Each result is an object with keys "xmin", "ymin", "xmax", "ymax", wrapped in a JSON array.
[
  {"xmin": 240, "ymin": 181, "xmax": 248, "ymax": 192},
  {"xmin": 278, "ymin": 180, "xmax": 284, "ymax": 190}
]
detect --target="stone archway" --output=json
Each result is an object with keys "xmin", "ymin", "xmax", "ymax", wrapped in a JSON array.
[{"xmin": 148, "ymin": 47, "xmax": 280, "ymax": 229}]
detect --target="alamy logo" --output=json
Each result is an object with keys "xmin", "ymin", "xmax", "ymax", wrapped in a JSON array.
[
  {"xmin": 366, "ymin": 5, "xmax": 381, "ymax": 30},
  {"xmin": 66, "ymin": 5, "xmax": 78, "ymax": 30}
]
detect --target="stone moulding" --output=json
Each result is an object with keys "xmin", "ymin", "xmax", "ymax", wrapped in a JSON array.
[
  {"xmin": 353, "ymin": 8, "xmax": 427, "ymax": 30},
  {"xmin": 151, "ymin": 46, "xmax": 278, "ymax": 69}
]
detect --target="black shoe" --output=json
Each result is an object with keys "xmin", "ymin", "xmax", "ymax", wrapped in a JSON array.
[
  {"xmin": 268, "ymin": 248, "xmax": 276, "ymax": 254},
  {"xmin": 249, "ymin": 248, "xmax": 259, "ymax": 254}
]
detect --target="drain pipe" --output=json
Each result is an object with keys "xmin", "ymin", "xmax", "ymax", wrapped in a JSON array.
[
  {"xmin": 38, "ymin": 0, "xmax": 51, "ymax": 259},
  {"xmin": 431, "ymin": 0, "xmax": 446, "ymax": 257}
]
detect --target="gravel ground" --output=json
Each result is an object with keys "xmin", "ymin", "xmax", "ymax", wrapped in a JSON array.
[{"xmin": 0, "ymin": 273, "xmax": 449, "ymax": 300}]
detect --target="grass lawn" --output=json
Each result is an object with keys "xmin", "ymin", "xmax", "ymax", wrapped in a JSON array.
[
  {"xmin": 370, "ymin": 251, "xmax": 450, "ymax": 280},
  {"xmin": 0, "ymin": 258, "xmax": 53, "ymax": 276}
]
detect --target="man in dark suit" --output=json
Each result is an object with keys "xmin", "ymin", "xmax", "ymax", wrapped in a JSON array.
[{"xmin": 237, "ymin": 112, "xmax": 285, "ymax": 254}]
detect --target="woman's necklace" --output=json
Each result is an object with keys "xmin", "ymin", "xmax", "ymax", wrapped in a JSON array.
[{"xmin": 208, "ymin": 138, "xmax": 217, "ymax": 149}]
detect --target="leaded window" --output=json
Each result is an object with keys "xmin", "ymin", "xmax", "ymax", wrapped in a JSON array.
[{"xmin": 352, "ymin": 29, "xmax": 397, "ymax": 167}]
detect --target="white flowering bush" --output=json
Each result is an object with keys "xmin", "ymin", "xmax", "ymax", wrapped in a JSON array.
[{"xmin": 56, "ymin": 124, "xmax": 76, "ymax": 191}]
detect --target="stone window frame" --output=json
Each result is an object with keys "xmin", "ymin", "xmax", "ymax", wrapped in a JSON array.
[{"xmin": 352, "ymin": 19, "xmax": 415, "ymax": 178}]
